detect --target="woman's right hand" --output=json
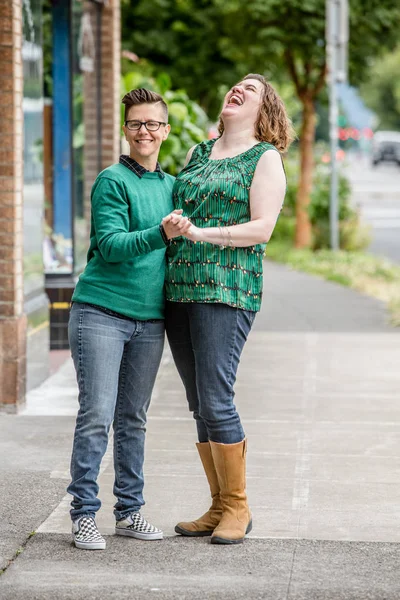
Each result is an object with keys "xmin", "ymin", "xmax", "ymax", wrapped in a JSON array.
[{"xmin": 162, "ymin": 210, "xmax": 191, "ymax": 239}]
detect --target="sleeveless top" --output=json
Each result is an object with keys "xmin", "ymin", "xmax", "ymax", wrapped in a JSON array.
[{"xmin": 165, "ymin": 138, "xmax": 279, "ymax": 312}]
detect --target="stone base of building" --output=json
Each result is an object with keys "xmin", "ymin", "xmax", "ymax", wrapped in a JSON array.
[{"xmin": 0, "ymin": 315, "xmax": 27, "ymax": 413}]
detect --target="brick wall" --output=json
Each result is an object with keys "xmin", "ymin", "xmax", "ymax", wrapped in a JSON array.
[
  {"xmin": 0, "ymin": 0, "xmax": 121, "ymax": 409},
  {"xmin": 82, "ymin": 1, "xmax": 101, "ymax": 227},
  {"xmin": 100, "ymin": 0, "xmax": 121, "ymax": 170},
  {"xmin": 0, "ymin": 0, "xmax": 27, "ymax": 411},
  {"xmin": 83, "ymin": 0, "xmax": 121, "ymax": 228}
]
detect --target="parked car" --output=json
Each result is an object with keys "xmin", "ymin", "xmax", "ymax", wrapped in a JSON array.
[{"xmin": 372, "ymin": 131, "xmax": 400, "ymax": 166}]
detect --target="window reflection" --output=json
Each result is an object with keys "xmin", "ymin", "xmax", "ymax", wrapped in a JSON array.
[
  {"xmin": 22, "ymin": 0, "xmax": 45, "ymax": 297},
  {"xmin": 72, "ymin": 0, "xmax": 102, "ymax": 273}
]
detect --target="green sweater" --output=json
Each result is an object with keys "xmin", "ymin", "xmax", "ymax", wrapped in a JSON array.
[{"xmin": 73, "ymin": 163, "xmax": 174, "ymax": 320}]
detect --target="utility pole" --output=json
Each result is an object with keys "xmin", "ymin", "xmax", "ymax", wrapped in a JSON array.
[{"xmin": 326, "ymin": 0, "xmax": 349, "ymax": 251}]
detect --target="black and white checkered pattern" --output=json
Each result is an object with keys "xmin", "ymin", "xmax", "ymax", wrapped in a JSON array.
[
  {"xmin": 72, "ymin": 516, "xmax": 106, "ymax": 550},
  {"xmin": 115, "ymin": 512, "xmax": 163, "ymax": 540}
]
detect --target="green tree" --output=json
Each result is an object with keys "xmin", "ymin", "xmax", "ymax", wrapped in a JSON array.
[
  {"xmin": 212, "ymin": 0, "xmax": 400, "ymax": 247},
  {"xmin": 121, "ymin": 0, "xmax": 235, "ymax": 117},
  {"xmin": 122, "ymin": 0, "xmax": 400, "ymax": 247},
  {"xmin": 360, "ymin": 46, "xmax": 400, "ymax": 131}
]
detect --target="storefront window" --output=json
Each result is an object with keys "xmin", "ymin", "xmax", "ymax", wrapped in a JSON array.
[
  {"xmin": 72, "ymin": 0, "xmax": 103, "ymax": 273},
  {"xmin": 22, "ymin": 0, "xmax": 45, "ymax": 299},
  {"xmin": 40, "ymin": 0, "xmax": 104, "ymax": 277},
  {"xmin": 43, "ymin": 0, "xmax": 74, "ymax": 275}
]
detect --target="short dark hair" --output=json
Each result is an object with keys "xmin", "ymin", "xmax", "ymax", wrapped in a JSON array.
[{"xmin": 121, "ymin": 88, "xmax": 168, "ymax": 122}]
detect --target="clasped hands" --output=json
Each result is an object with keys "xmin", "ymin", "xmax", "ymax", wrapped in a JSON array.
[{"xmin": 162, "ymin": 209, "xmax": 202, "ymax": 242}]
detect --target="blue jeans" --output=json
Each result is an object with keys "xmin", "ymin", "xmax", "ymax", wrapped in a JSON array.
[
  {"xmin": 165, "ymin": 302, "xmax": 256, "ymax": 444},
  {"xmin": 67, "ymin": 303, "xmax": 165, "ymax": 521}
]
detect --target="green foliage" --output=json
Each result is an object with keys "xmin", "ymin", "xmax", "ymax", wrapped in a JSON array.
[
  {"xmin": 121, "ymin": 0, "xmax": 234, "ymax": 118},
  {"xmin": 42, "ymin": 0, "xmax": 52, "ymax": 97},
  {"xmin": 308, "ymin": 161, "xmax": 371, "ymax": 251},
  {"xmin": 121, "ymin": 0, "xmax": 400, "ymax": 117},
  {"xmin": 273, "ymin": 148, "xmax": 371, "ymax": 251},
  {"xmin": 360, "ymin": 45, "xmax": 400, "ymax": 130},
  {"xmin": 121, "ymin": 70, "xmax": 210, "ymax": 175},
  {"xmin": 308, "ymin": 162, "xmax": 353, "ymax": 223},
  {"xmin": 266, "ymin": 242, "xmax": 400, "ymax": 325},
  {"xmin": 272, "ymin": 214, "xmax": 296, "ymax": 243},
  {"xmin": 121, "ymin": 0, "xmax": 400, "ymax": 247}
]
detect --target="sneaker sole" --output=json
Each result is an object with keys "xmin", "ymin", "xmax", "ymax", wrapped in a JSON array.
[
  {"xmin": 115, "ymin": 528, "xmax": 163, "ymax": 540},
  {"xmin": 74, "ymin": 540, "xmax": 106, "ymax": 550},
  {"xmin": 174, "ymin": 524, "xmax": 213, "ymax": 537}
]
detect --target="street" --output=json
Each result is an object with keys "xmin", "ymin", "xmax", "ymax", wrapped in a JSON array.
[{"xmin": 345, "ymin": 152, "xmax": 400, "ymax": 263}]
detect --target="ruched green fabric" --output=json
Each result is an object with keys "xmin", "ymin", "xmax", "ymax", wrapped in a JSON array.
[{"xmin": 166, "ymin": 138, "xmax": 278, "ymax": 312}]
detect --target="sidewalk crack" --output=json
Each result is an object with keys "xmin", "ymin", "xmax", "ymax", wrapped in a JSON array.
[{"xmin": 0, "ymin": 531, "xmax": 36, "ymax": 579}]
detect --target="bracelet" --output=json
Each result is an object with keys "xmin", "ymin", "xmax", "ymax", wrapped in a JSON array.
[
  {"xmin": 159, "ymin": 223, "xmax": 171, "ymax": 246},
  {"xmin": 218, "ymin": 225, "xmax": 226, "ymax": 249},
  {"xmin": 226, "ymin": 227, "xmax": 234, "ymax": 248},
  {"xmin": 218, "ymin": 225, "xmax": 234, "ymax": 249}
]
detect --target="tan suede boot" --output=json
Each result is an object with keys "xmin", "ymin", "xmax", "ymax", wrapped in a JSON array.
[
  {"xmin": 209, "ymin": 439, "xmax": 252, "ymax": 544},
  {"xmin": 175, "ymin": 442, "xmax": 222, "ymax": 536}
]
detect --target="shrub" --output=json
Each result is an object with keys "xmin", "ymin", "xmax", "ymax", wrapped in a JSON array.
[
  {"xmin": 273, "ymin": 150, "xmax": 371, "ymax": 251},
  {"xmin": 309, "ymin": 162, "xmax": 371, "ymax": 251}
]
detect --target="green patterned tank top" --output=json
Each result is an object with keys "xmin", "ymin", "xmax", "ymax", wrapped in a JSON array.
[{"xmin": 165, "ymin": 138, "xmax": 278, "ymax": 312}]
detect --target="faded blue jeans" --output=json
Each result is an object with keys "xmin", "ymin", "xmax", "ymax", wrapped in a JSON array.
[
  {"xmin": 165, "ymin": 302, "xmax": 256, "ymax": 444},
  {"xmin": 67, "ymin": 302, "xmax": 164, "ymax": 521}
]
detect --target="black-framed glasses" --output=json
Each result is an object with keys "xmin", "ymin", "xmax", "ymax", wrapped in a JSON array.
[{"xmin": 124, "ymin": 120, "xmax": 167, "ymax": 132}]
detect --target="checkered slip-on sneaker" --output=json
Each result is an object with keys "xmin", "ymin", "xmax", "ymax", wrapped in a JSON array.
[
  {"xmin": 115, "ymin": 512, "xmax": 163, "ymax": 540},
  {"xmin": 72, "ymin": 516, "xmax": 106, "ymax": 550}
]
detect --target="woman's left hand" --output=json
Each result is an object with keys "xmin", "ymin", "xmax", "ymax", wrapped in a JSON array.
[{"xmin": 183, "ymin": 223, "xmax": 203, "ymax": 243}]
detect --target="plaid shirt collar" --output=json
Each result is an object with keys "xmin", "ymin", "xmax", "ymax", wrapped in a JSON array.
[{"xmin": 119, "ymin": 155, "xmax": 165, "ymax": 179}]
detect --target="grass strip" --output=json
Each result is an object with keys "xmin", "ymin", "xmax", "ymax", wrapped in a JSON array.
[{"xmin": 266, "ymin": 240, "xmax": 400, "ymax": 326}]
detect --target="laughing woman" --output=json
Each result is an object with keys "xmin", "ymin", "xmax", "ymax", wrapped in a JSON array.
[{"xmin": 165, "ymin": 74, "xmax": 294, "ymax": 545}]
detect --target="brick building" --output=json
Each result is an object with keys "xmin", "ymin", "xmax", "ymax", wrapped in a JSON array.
[{"xmin": 0, "ymin": 0, "xmax": 121, "ymax": 412}]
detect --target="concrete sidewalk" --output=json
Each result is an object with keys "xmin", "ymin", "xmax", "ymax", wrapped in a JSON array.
[{"xmin": 1, "ymin": 260, "xmax": 400, "ymax": 599}]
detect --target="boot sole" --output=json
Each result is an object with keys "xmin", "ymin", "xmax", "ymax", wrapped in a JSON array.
[
  {"xmin": 210, "ymin": 519, "xmax": 252, "ymax": 545},
  {"xmin": 175, "ymin": 525, "xmax": 213, "ymax": 537}
]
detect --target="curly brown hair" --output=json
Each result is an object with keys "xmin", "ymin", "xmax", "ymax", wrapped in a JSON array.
[{"xmin": 218, "ymin": 74, "xmax": 295, "ymax": 153}]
